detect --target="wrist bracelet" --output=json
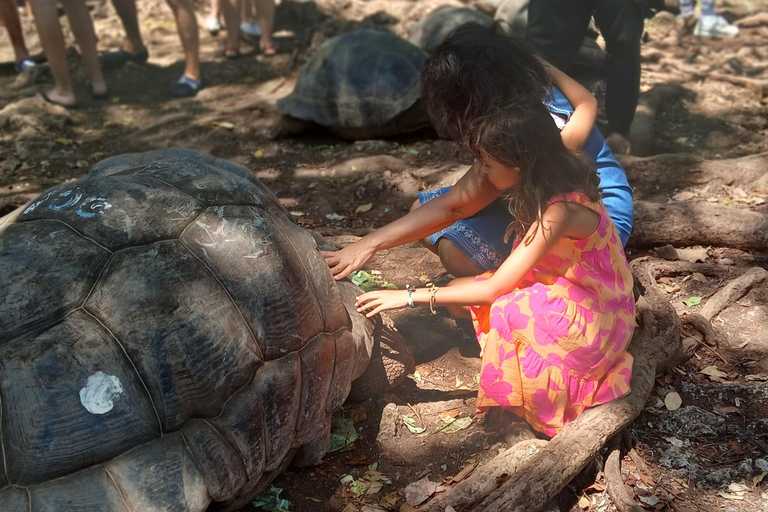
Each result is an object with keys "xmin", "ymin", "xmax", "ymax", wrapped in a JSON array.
[
  {"xmin": 406, "ymin": 284, "xmax": 416, "ymax": 308},
  {"xmin": 428, "ymin": 283, "xmax": 439, "ymax": 315}
]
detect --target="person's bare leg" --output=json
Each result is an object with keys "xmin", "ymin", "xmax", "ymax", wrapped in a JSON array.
[
  {"xmin": 252, "ymin": 0, "xmax": 274, "ymax": 51},
  {"xmin": 60, "ymin": 0, "xmax": 107, "ymax": 95},
  {"xmin": 219, "ymin": 0, "xmax": 241, "ymax": 55},
  {"xmin": 0, "ymin": 0, "xmax": 31, "ymax": 62},
  {"xmin": 166, "ymin": 0, "xmax": 200, "ymax": 80},
  {"xmin": 410, "ymin": 199, "xmax": 484, "ymax": 278},
  {"xmin": 110, "ymin": 0, "xmax": 145, "ymax": 53},
  {"xmin": 241, "ymin": 0, "xmax": 254, "ymax": 23},
  {"xmin": 210, "ymin": 0, "xmax": 221, "ymax": 20},
  {"xmin": 27, "ymin": 0, "xmax": 77, "ymax": 105}
]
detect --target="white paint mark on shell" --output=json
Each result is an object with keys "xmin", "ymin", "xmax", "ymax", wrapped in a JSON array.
[{"xmin": 79, "ymin": 371, "xmax": 124, "ymax": 414}]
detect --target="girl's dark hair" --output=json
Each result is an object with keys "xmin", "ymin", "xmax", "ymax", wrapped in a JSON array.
[{"xmin": 421, "ymin": 23, "xmax": 600, "ymax": 243}]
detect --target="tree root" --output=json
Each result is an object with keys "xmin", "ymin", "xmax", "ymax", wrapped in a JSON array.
[
  {"xmin": 420, "ymin": 258, "xmax": 682, "ymax": 512},
  {"xmin": 736, "ymin": 12, "xmax": 768, "ymax": 28},
  {"xmin": 619, "ymin": 151, "xmax": 768, "ymax": 198},
  {"xmin": 700, "ymin": 267, "xmax": 768, "ymax": 321},
  {"xmin": 631, "ymin": 201, "xmax": 768, "ymax": 250},
  {"xmin": 604, "ymin": 436, "xmax": 645, "ymax": 512},
  {"xmin": 708, "ymin": 73, "xmax": 768, "ymax": 98}
]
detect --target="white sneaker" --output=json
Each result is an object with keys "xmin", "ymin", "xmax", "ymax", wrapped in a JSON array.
[
  {"xmin": 240, "ymin": 20, "xmax": 262, "ymax": 37},
  {"xmin": 205, "ymin": 17, "xmax": 223, "ymax": 36},
  {"xmin": 694, "ymin": 15, "xmax": 739, "ymax": 38}
]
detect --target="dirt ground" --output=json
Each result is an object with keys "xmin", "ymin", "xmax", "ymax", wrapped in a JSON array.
[{"xmin": 1, "ymin": 0, "xmax": 768, "ymax": 511}]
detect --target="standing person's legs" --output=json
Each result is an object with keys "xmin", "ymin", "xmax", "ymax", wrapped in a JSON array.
[
  {"xmin": 26, "ymin": 0, "xmax": 76, "ymax": 106},
  {"xmin": 526, "ymin": 0, "xmax": 594, "ymax": 72},
  {"xmin": 593, "ymin": 0, "xmax": 643, "ymax": 153},
  {"xmin": 110, "ymin": 0, "xmax": 145, "ymax": 54},
  {"xmin": 252, "ymin": 0, "xmax": 275, "ymax": 54},
  {"xmin": 166, "ymin": 0, "xmax": 201, "ymax": 95},
  {"xmin": 219, "ymin": 0, "xmax": 241, "ymax": 57},
  {"xmin": 206, "ymin": 0, "xmax": 222, "ymax": 35},
  {"xmin": 60, "ymin": 0, "xmax": 107, "ymax": 95},
  {"xmin": 0, "ymin": 0, "xmax": 34, "ymax": 68},
  {"xmin": 101, "ymin": 0, "xmax": 148, "ymax": 70}
]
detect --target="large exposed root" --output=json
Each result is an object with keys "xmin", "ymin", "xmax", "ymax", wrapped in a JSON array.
[
  {"xmin": 604, "ymin": 436, "xmax": 645, "ymax": 512},
  {"xmin": 419, "ymin": 258, "xmax": 682, "ymax": 512},
  {"xmin": 631, "ymin": 201, "xmax": 768, "ymax": 250}
]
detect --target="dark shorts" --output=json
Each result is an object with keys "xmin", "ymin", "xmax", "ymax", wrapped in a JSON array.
[{"xmin": 418, "ymin": 187, "xmax": 513, "ymax": 272}]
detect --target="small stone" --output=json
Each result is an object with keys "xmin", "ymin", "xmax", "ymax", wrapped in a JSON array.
[
  {"xmin": 654, "ymin": 244, "xmax": 679, "ymax": 260},
  {"xmin": 0, "ymin": 159, "xmax": 20, "ymax": 173}
]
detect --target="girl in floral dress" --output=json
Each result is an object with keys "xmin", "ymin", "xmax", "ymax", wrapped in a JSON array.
[{"xmin": 354, "ymin": 28, "xmax": 635, "ymax": 436}]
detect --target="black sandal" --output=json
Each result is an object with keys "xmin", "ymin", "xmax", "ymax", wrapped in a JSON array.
[
  {"xmin": 40, "ymin": 91, "xmax": 77, "ymax": 109},
  {"xmin": 86, "ymin": 81, "xmax": 110, "ymax": 100}
]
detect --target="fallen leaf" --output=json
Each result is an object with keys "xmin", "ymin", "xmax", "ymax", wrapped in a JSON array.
[
  {"xmin": 672, "ymin": 191, "xmax": 695, "ymax": 201},
  {"xmin": 349, "ymin": 408, "xmax": 367, "ymax": 423},
  {"xmin": 677, "ymin": 247, "xmax": 709, "ymax": 263},
  {"xmin": 436, "ymin": 416, "xmax": 472, "ymax": 434},
  {"xmin": 402, "ymin": 415, "xmax": 426, "ymax": 435},
  {"xmin": 328, "ymin": 416, "xmax": 358, "ymax": 452},
  {"xmin": 439, "ymin": 411, "xmax": 459, "ymax": 421},
  {"xmin": 700, "ymin": 366, "xmax": 727, "ymax": 378},
  {"xmin": 714, "ymin": 406, "xmax": 741, "ymax": 416},
  {"xmin": 305, "ymin": 497, "xmax": 322, "ymax": 503},
  {"xmin": 663, "ymin": 283, "xmax": 681, "ymax": 293},
  {"xmin": 753, "ymin": 472, "xmax": 767, "ymax": 486},
  {"xmin": 640, "ymin": 473, "xmax": 655, "ymax": 486},
  {"xmin": 683, "ymin": 296, "xmax": 702, "ymax": 307},
  {"xmin": 325, "ymin": 213, "xmax": 346, "ymax": 221},
  {"xmin": 664, "ymin": 392, "xmax": 682, "ymax": 411},
  {"xmin": 349, "ymin": 270, "xmax": 398, "ymax": 291},
  {"xmin": 55, "ymin": 138, "xmax": 74, "ymax": 145},
  {"xmin": 639, "ymin": 495, "xmax": 660, "ymax": 506},
  {"xmin": 219, "ymin": 121, "xmax": 235, "ymax": 130},
  {"xmin": 692, "ymin": 272, "xmax": 708, "ymax": 282},
  {"xmin": 252, "ymin": 486, "xmax": 291, "ymax": 511},
  {"xmin": 728, "ymin": 482, "xmax": 749, "ymax": 493},
  {"xmin": 340, "ymin": 474, "xmax": 354, "ymax": 484},
  {"xmin": 253, "ymin": 149, "xmax": 265, "ymax": 158},
  {"xmin": 289, "ymin": 211, "xmax": 305, "ymax": 217},
  {"xmin": 399, "ymin": 503, "xmax": 418, "ymax": 512},
  {"xmin": 404, "ymin": 477, "xmax": 438, "ymax": 506},
  {"xmin": 356, "ymin": 203, "xmax": 373, "ymax": 213},
  {"xmin": 450, "ymin": 462, "xmax": 477, "ymax": 483},
  {"xmin": 578, "ymin": 495, "xmax": 591, "ymax": 509},
  {"xmin": 413, "ymin": 371, "xmax": 423, "ymax": 383},
  {"xmin": 716, "ymin": 491, "xmax": 745, "ymax": 500},
  {"xmin": 405, "ymin": 148, "xmax": 420, "ymax": 155},
  {"xmin": 380, "ymin": 492, "xmax": 399, "ymax": 510},
  {"xmin": 665, "ymin": 436, "xmax": 684, "ymax": 448}
]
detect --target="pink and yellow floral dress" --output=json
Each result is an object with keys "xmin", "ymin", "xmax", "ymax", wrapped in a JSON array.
[{"xmin": 470, "ymin": 192, "xmax": 635, "ymax": 437}]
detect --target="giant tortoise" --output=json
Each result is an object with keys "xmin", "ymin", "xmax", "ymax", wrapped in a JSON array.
[
  {"xmin": 275, "ymin": 29, "xmax": 431, "ymax": 140},
  {"xmin": 0, "ymin": 148, "xmax": 413, "ymax": 511},
  {"xmin": 408, "ymin": 6, "xmax": 494, "ymax": 52}
]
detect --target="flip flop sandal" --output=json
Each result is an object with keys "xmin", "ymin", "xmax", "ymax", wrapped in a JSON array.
[
  {"xmin": 13, "ymin": 58, "xmax": 36, "ymax": 74},
  {"xmin": 223, "ymin": 42, "xmax": 241, "ymax": 60},
  {"xmin": 171, "ymin": 75, "xmax": 202, "ymax": 98},
  {"xmin": 86, "ymin": 81, "xmax": 110, "ymax": 100},
  {"xmin": 260, "ymin": 42, "xmax": 277, "ymax": 56},
  {"xmin": 100, "ymin": 47, "xmax": 149, "ymax": 71},
  {"xmin": 40, "ymin": 91, "xmax": 77, "ymax": 109}
]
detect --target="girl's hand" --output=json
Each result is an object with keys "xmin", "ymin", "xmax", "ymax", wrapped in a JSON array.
[
  {"xmin": 322, "ymin": 240, "xmax": 376, "ymax": 280},
  {"xmin": 355, "ymin": 289, "xmax": 409, "ymax": 318}
]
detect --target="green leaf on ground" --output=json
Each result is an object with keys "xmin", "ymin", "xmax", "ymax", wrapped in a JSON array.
[
  {"xmin": 329, "ymin": 417, "xmax": 358, "ymax": 452},
  {"xmin": 402, "ymin": 414, "xmax": 426, "ymax": 435},
  {"xmin": 349, "ymin": 270, "xmax": 398, "ymax": 291},
  {"xmin": 435, "ymin": 416, "xmax": 473, "ymax": 434},
  {"xmin": 683, "ymin": 296, "xmax": 702, "ymax": 307},
  {"xmin": 252, "ymin": 486, "xmax": 290, "ymax": 511}
]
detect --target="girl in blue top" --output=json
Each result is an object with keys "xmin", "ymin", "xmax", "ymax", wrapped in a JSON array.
[{"xmin": 323, "ymin": 24, "xmax": 633, "ymax": 280}]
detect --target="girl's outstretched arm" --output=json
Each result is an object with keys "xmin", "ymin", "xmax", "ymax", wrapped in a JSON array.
[
  {"xmin": 322, "ymin": 161, "xmax": 500, "ymax": 280},
  {"xmin": 543, "ymin": 61, "xmax": 598, "ymax": 152},
  {"xmin": 356, "ymin": 201, "xmax": 596, "ymax": 317}
]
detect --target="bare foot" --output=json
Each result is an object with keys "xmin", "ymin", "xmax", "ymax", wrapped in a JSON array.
[
  {"xmin": 40, "ymin": 88, "xmax": 77, "ymax": 108},
  {"xmin": 606, "ymin": 132, "xmax": 632, "ymax": 155}
]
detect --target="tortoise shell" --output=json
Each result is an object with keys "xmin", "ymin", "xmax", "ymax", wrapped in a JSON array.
[
  {"xmin": 0, "ymin": 148, "xmax": 372, "ymax": 511},
  {"xmin": 277, "ymin": 29, "xmax": 427, "ymax": 130},
  {"xmin": 409, "ymin": 6, "xmax": 494, "ymax": 52}
]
